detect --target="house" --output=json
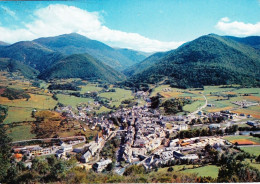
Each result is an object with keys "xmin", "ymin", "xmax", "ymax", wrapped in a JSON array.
[
  {"xmin": 208, "ymin": 124, "xmax": 221, "ymax": 129},
  {"xmin": 180, "ymin": 154, "xmax": 199, "ymax": 160},
  {"xmin": 178, "ymin": 124, "xmax": 188, "ymax": 131},
  {"xmin": 31, "ymin": 147, "xmax": 52, "ymax": 156},
  {"xmin": 93, "ymin": 159, "xmax": 112, "ymax": 172},
  {"xmin": 13, "ymin": 153, "xmax": 23, "ymax": 162},
  {"xmin": 89, "ymin": 143, "xmax": 98, "ymax": 156},
  {"xmin": 173, "ymin": 151, "xmax": 198, "ymax": 160},
  {"xmin": 80, "ymin": 151, "xmax": 92, "ymax": 163},
  {"xmin": 173, "ymin": 151, "xmax": 184, "ymax": 159},
  {"xmin": 207, "ymin": 104, "xmax": 214, "ymax": 107},
  {"xmin": 161, "ymin": 151, "xmax": 174, "ymax": 161},
  {"xmin": 61, "ymin": 144, "xmax": 73, "ymax": 152}
]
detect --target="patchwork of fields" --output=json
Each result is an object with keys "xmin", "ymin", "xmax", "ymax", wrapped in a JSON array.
[
  {"xmin": 1, "ymin": 74, "xmax": 260, "ymax": 143},
  {"xmin": 150, "ymin": 85, "xmax": 260, "ymax": 117}
]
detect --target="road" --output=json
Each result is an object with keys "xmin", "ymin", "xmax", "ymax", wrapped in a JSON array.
[
  {"xmin": 190, "ymin": 93, "xmax": 208, "ymax": 116},
  {"xmin": 12, "ymin": 136, "xmax": 86, "ymax": 144}
]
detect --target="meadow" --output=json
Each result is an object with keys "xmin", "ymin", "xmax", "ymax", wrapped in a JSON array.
[
  {"xmin": 56, "ymin": 94, "xmax": 93, "ymax": 108},
  {"xmin": 6, "ymin": 123, "xmax": 36, "ymax": 141},
  {"xmin": 223, "ymin": 135, "xmax": 260, "ymax": 144},
  {"xmin": 0, "ymin": 93, "xmax": 57, "ymax": 109},
  {"xmin": 150, "ymin": 85, "xmax": 260, "ymax": 116},
  {"xmin": 80, "ymin": 83, "xmax": 103, "ymax": 93},
  {"xmin": 240, "ymin": 147, "xmax": 260, "ymax": 156},
  {"xmin": 156, "ymin": 164, "xmax": 219, "ymax": 178},
  {"xmin": 3, "ymin": 107, "xmax": 35, "ymax": 124},
  {"xmin": 99, "ymin": 88, "xmax": 134, "ymax": 107}
]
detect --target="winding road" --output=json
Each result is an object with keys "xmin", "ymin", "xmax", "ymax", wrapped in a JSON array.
[{"xmin": 190, "ymin": 93, "xmax": 208, "ymax": 116}]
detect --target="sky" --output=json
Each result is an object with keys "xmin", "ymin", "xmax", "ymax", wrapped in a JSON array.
[{"xmin": 0, "ymin": 0, "xmax": 259, "ymax": 52}]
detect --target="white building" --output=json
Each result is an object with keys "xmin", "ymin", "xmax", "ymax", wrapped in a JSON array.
[
  {"xmin": 80, "ymin": 151, "xmax": 92, "ymax": 163},
  {"xmin": 93, "ymin": 159, "xmax": 112, "ymax": 172}
]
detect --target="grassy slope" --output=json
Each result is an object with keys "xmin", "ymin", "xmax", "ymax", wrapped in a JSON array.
[
  {"xmin": 99, "ymin": 88, "xmax": 134, "ymax": 107},
  {"xmin": 156, "ymin": 165, "xmax": 219, "ymax": 178},
  {"xmin": 7, "ymin": 124, "xmax": 36, "ymax": 141},
  {"xmin": 56, "ymin": 94, "xmax": 93, "ymax": 108},
  {"xmin": 0, "ymin": 94, "xmax": 57, "ymax": 109},
  {"xmin": 3, "ymin": 107, "xmax": 35, "ymax": 124},
  {"xmin": 240, "ymin": 147, "xmax": 260, "ymax": 156},
  {"xmin": 224, "ymin": 135, "xmax": 260, "ymax": 144}
]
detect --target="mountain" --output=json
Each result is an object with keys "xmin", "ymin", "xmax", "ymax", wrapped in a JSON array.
[
  {"xmin": 225, "ymin": 36, "xmax": 260, "ymax": 50},
  {"xmin": 34, "ymin": 33, "xmax": 141, "ymax": 70},
  {"xmin": 38, "ymin": 54, "xmax": 126, "ymax": 83},
  {"xmin": 123, "ymin": 51, "xmax": 169, "ymax": 76},
  {"xmin": 128, "ymin": 34, "xmax": 260, "ymax": 88},
  {"xmin": 0, "ymin": 41, "xmax": 64, "ymax": 72},
  {"xmin": 0, "ymin": 41, "xmax": 9, "ymax": 46},
  {"xmin": 0, "ymin": 58, "xmax": 38, "ymax": 78},
  {"xmin": 116, "ymin": 48, "xmax": 151, "ymax": 65}
]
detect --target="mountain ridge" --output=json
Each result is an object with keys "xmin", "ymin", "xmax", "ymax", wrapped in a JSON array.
[
  {"xmin": 126, "ymin": 34, "xmax": 260, "ymax": 88},
  {"xmin": 34, "ymin": 33, "xmax": 148, "ymax": 70},
  {"xmin": 38, "ymin": 53, "xmax": 126, "ymax": 83}
]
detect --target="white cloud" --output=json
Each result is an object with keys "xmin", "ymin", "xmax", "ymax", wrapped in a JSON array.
[
  {"xmin": 0, "ymin": 4, "xmax": 184, "ymax": 52},
  {"xmin": 220, "ymin": 17, "xmax": 230, "ymax": 22},
  {"xmin": 0, "ymin": 5, "xmax": 17, "ymax": 19},
  {"xmin": 216, "ymin": 17, "xmax": 260, "ymax": 36}
]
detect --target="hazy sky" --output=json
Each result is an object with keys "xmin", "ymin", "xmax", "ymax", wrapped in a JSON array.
[{"xmin": 0, "ymin": 0, "xmax": 259, "ymax": 52}]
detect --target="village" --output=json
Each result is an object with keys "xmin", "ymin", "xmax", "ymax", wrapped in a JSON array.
[{"xmin": 10, "ymin": 89, "xmax": 260, "ymax": 174}]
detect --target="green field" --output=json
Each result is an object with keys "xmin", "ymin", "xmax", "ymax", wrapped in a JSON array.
[
  {"xmin": 0, "ymin": 94, "xmax": 57, "ymax": 109},
  {"xmin": 240, "ymin": 147, "xmax": 260, "ymax": 156},
  {"xmin": 150, "ymin": 85, "xmax": 169, "ymax": 97},
  {"xmin": 224, "ymin": 135, "xmax": 260, "ymax": 144},
  {"xmin": 99, "ymin": 88, "xmax": 134, "ymax": 107},
  {"xmin": 7, "ymin": 124, "xmax": 36, "ymax": 141},
  {"xmin": 96, "ymin": 106, "xmax": 111, "ymax": 114},
  {"xmin": 3, "ymin": 107, "xmax": 35, "ymax": 124},
  {"xmin": 180, "ymin": 165, "xmax": 219, "ymax": 178},
  {"xmin": 183, "ymin": 100, "xmax": 204, "ymax": 112},
  {"xmin": 243, "ymin": 159, "xmax": 260, "ymax": 170},
  {"xmin": 157, "ymin": 165, "xmax": 219, "ymax": 178},
  {"xmin": 80, "ymin": 83, "xmax": 103, "ymax": 93},
  {"xmin": 56, "ymin": 94, "xmax": 93, "ymax": 108}
]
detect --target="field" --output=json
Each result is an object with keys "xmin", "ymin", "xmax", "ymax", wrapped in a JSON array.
[
  {"xmin": 80, "ymin": 83, "xmax": 103, "ymax": 93},
  {"xmin": 243, "ymin": 159, "xmax": 260, "ymax": 170},
  {"xmin": 99, "ymin": 88, "xmax": 134, "ymax": 107},
  {"xmin": 156, "ymin": 165, "xmax": 219, "ymax": 178},
  {"xmin": 181, "ymin": 165, "xmax": 219, "ymax": 178},
  {"xmin": 230, "ymin": 139, "xmax": 259, "ymax": 145},
  {"xmin": 240, "ymin": 147, "xmax": 260, "ymax": 156},
  {"xmin": 0, "ymin": 93, "xmax": 57, "ymax": 109},
  {"xmin": 6, "ymin": 123, "xmax": 36, "ymax": 141},
  {"xmin": 183, "ymin": 100, "xmax": 204, "ymax": 112},
  {"xmin": 56, "ymin": 94, "xmax": 93, "ymax": 108},
  {"xmin": 96, "ymin": 106, "xmax": 111, "ymax": 114},
  {"xmin": 3, "ymin": 107, "xmax": 35, "ymax": 124},
  {"xmin": 149, "ymin": 85, "xmax": 260, "ymax": 115},
  {"xmin": 224, "ymin": 135, "xmax": 260, "ymax": 144}
]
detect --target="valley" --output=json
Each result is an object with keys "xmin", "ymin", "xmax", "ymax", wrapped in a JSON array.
[{"xmin": 0, "ymin": 32, "xmax": 260, "ymax": 183}]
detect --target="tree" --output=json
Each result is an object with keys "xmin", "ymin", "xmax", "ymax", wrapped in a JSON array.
[
  {"xmin": 0, "ymin": 126, "xmax": 12, "ymax": 182},
  {"xmin": 167, "ymin": 167, "xmax": 174, "ymax": 172},
  {"xmin": 150, "ymin": 96, "xmax": 160, "ymax": 109},
  {"xmin": 256, "ymin": 155, "xmax": 260, "ymax": 163}
]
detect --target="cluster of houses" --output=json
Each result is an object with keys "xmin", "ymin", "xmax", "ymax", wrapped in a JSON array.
[
  {"xmin": 79, "ymin": 133, "xmax": 106, "ymax": 163},
  {"xmin": 12, "ymin": 93, "xmax": 258, "ymax": 174},
  {"xmin": 111, "ymin": 106, "xmax": 193, "ymax": 165},
  {"xmin": 13, "ymin": 136, "xmax": 86, "ymax": 161},
  {"xmin": 140, "ymin": 136, "xmax": 226, "ymax": 169},
  {"xmin": 232, "ymin": 100, "xmax": 259, "ymax": 108}
]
